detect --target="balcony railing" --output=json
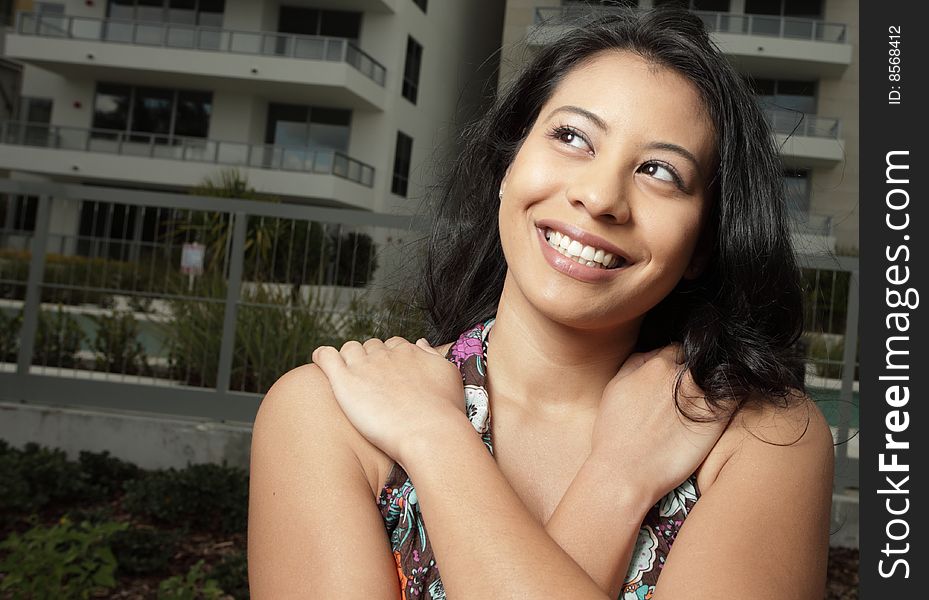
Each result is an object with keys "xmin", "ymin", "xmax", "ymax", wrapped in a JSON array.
[
  {"xmin": 764, "ymin": 109, "xmax": 841, "ymax": 139},
  {"xmin": 791, "ymin": 211, "xmax": 834, "ymax": 237},
  {"xmin": 533, "ymin": 7, "xmax": 847, "ymax": 43},
  {"xmin": 0, "ymin": 121, "xmax": 376, "ymax": 188},
  {"xmin": 13, "ymin": 12, "xmax": 387, "ymax": 86}
]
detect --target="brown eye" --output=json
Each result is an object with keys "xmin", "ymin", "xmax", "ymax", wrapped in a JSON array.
[
  {"xmin": 639, "ymin": 161, "xmax": 682, "ymax": 187},
  {"xmin": 549, "ymin": 125, "xmax": 591, "ymax": 152}
]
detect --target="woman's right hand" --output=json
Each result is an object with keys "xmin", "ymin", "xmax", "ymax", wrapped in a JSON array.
[{"xmin": 589, "ymin": 345, "xmax": 730, "ymax": 506}]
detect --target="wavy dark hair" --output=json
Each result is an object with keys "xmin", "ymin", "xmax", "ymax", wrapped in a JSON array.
[{"xmin": 417, "ymin": 5, "xmax": 805, "ymax": 419}]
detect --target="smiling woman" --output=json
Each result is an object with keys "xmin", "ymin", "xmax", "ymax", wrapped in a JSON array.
[{"xmin": 248, "ymin": 6, "xmax": 834, "ymax": 600}]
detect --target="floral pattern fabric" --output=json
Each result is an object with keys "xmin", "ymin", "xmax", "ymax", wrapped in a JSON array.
[{"xmin": 377, "ymin": 317, "xmax": 700, "ymax": 599}]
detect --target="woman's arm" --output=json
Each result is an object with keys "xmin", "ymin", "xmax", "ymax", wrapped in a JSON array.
[
  {"xmin": 397, "ymin": 415, "xmax": 614, "ymax": 599},
  {"xmin": 543, "ymin": 456, "xmax": 653, "ymax": 598},
  {"xmin": 247, "ymin": 365, "xmax": 401, "ymax": 599},
  {"xmin": 654, "ymin": 397, "xmax": 835, "ymax": 599}
]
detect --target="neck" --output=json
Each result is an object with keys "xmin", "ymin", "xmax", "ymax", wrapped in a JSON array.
[{"xmin": 485, "ymin": 274, "xmax": 642, "ymax": 421}]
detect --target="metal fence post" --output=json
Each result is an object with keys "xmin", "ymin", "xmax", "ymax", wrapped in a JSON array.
[
  {"xmin": 16, "ymin": 195, "xmax": 52, "ymax": 376},
  {"xmin": 835, "ymin": 267, "xmax": 859, "ymax": 491},
  {"xmin": 215, "ymin": 211, "xmax": 247, "ymax": 394}
]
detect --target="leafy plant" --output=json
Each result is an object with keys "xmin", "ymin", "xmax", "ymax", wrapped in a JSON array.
[
  {"xmin": 157, "ymin": 560, "xmax": 225, "ymax": 600},
  {"xmin": 33, "ymin": 306, "xmax": 87, "ymax": 368},
  {"xmin": 110, "ymin": 526, "xmax": 180, "ymax": 576},
  {"xmin": 122, "ymin": 462, "xmax": 249, "ymax": 534},
  {"xmin": 0, "ymin": 308, "xmax": 22, "ymax": 362},
  {"xmin": 210, "ymin": 551, "xmax": 249, "ymax": 600},
  {"xmin": 90, "ymin": 309, "xmax": 149, "ymax": 375},
  {"xmin": 0, "ymin": 516, "xmax": 127, "ymax": 600},
  {"xmin": 77, "ymin": 449, "xmax": 143, "ymax": 497},
  {"xmin": 0, "ymin": 443, "xmax": 100, "ymax": 514}
]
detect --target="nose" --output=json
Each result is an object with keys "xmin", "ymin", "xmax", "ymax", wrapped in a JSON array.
[{"xmin": 564, "ymin": 162, "xmax": 632, "ymax": 224}]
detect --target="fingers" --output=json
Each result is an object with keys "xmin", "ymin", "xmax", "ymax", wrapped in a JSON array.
[
  {"xmin": 384, "ymin": 336, "xmax": 408, "ymax": 349},
  {"xmin": 311, "ymin": 345, "xmax": 347, "ymax": 379},
  {"xmin": 339, "ymin": 340, "xmax": 366, "ymax": 366},
  {"xmin": 415, "ymin": 338, "xmax": 443, "ymax": 356}
]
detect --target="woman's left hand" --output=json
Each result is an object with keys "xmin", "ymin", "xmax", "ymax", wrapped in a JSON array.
[{"xmin": 311, "ymin": 338, "xmax": 468, "ymax": 465}]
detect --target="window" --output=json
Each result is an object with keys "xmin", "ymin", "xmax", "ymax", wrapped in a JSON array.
[
  {"xmin": 265, "ymin": 104, "xmax": 352, "ymax": 152},
  {"xmin": 391, "ymin": 132, "xmax": 413, "ymax": 197},
  {"xmin": 750, "ymin": 78, "xmax": 817, "ymax": 114},
  {"xmin": 106, "ymin": 0, "xmax": 225, "ymax": 23},
  {"xmin": 276, "ymin": 6, "xmax": 361, "ymax": 40},
  {"xmin": 16, "ymin": 97, "xmax": 53, "ymax": 124},
  {"xmin": 412, "ymin": 0, "xmax": 427, "ymax": 13},
  {"xmin": 783, "ymin": 169, "xmax": 810, "ymax": 214},
  {"xmin": 0, "ymin": 195, "xmax": 38, "ymax": 233},
  {"xmin": 653, "ymin": 0, "xmax": 730, "ymax": 10},
  {"xmin": 92, "ymin": 83, "xmax": 212, "ymax": 141},
  {"xmin": 402, "ymin": 36, "xmax": 423, "ymax": 104},
  {"xmin": 745, "ymin": 0, "xmax": 822, "ymax": 18},
  {"xmin": 563, "ymin": 1, "xmax": 638, "ymax": 7}
]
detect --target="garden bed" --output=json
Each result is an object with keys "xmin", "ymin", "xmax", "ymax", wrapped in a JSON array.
[{"xmin": 0, "ymin": 440, "xmax": 858, "ymax": 599}]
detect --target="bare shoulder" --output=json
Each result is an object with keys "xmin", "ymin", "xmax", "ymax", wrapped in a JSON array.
[
  {"xmin": 254, "ymin": 363, "xmax": 388, "ymax": 496},
  {"xmin": 659, "ymin": 392, "xmax": 835, "ymax": 598},
  {"xmin": 248, "ymin": 363, "xmax": 400, "ymax": 597},
  {"xmin": 697, "ymin": 391, "xmax": 834, "ymax": 493}
]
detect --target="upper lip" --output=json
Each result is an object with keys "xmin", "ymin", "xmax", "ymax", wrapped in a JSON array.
[{"xmin": 535, "ymin": 218, "xmax": 633, "ymax": 263}]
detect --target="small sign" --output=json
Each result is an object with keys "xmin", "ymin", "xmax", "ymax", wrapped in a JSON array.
[{"xmin": 180, "ymin": 242, "xmax": 205, "ymax": 276}]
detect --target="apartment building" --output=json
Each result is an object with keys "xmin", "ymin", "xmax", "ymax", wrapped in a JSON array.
[
  {"xmin": 500, "ymin": 0, "xmax": 859, "ymax": 254},
  {"xmin": 0, "ymin": 0, "xmax": 504, "ymax": 250}
]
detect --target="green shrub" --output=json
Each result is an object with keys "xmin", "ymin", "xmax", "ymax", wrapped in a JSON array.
[
  {"xmin": 0, "ymin": 443, "xmax": 101, "ymax": 514},
  {"xmin": 0, "ymin": 516, "xmax": 127, "ymax": 600},
  {"xmin": 0, "ymin": 249, "xmax": 182, "ymax": 306},
  {"xmin": 211, "ymin": 551, "xmax": 249, "ymax": 600},
  {"xmin": 110, "ymin": 526, "xmax": 180, "ymax": 576},
  {"xmin": 123, "ymin": 462, "xmax": 248, "ymax": 534},
  {"xmin": 33, "ymin": 306, "xmax": 86, "ymax": 368},
  {"xmin": 0, "ymin": 308, "xmax": 22, "ymax": 362},
  {"xmin": 91, "ymin": 310, "xmax": 149, "ymax": 375},
  {"xmin": 77, "ymin": 449, "xmax": 143, "ymax": 497},
  {"xmin": 157, "ymin": 559, "xmax": 225, "ymax": 600}
]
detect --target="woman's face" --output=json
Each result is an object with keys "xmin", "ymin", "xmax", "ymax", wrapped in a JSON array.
[{"xmin": 498, "ymin": 50, "xmax": 718, "ymax": 331}]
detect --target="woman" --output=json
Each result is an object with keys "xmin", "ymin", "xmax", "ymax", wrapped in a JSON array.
[{"xmin": 248, "ymin": 7, "xmax": 834, "ymax": 599}]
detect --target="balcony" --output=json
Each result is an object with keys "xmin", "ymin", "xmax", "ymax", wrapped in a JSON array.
[
  {"xmin": 790, "ymin": 212, "xmax": 835, "ymax": 254},
  {"xmin": 4, "ymin": 12, "xmax": 387, "ymax": 111},
  {"xmin": 0, "ymin": 121, "xmax": 376, "ymax": 209},
  {"xmin": 530, "ymin": 7, "xmax": 852, "ymax": 79},
  {"xmin": 764, "ymin": 109, "xmax": 844, "ymax": 167}
]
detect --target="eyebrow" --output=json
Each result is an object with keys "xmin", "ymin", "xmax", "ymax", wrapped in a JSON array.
[
  {"xmin": 644, "ymin": 142, "xmax": 703, "ymax": 176},
  {"xmin": 547, "ymin": 105, "xmax": 610, "ymax": 133}
]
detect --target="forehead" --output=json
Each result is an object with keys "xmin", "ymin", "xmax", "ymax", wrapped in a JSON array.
[{"xmin": 542, "ymin": 50, "xmax": 716, "ymax": 160}]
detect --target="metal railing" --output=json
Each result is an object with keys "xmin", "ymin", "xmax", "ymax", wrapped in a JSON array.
[
  {"xmin": 534, "ymin": 7, "xmax": 847, "ymax": 43},
  {"xmin": 13, "ymin": 11, "xmax": 387, "ymax": 86},
  {"xmin": 791, "ymin": 212, "xmax": 834, "ymax": 237},
  {"xmin": 0, "ymin": 121, "xmax": 376, "ymax": 188},
  {"xmin": 764, "ymin": 109, "xmax": 841, "ymax": 139},
  {"xmin": 0, "ymin": 180, "xmax": 426, "ymax": 422}
]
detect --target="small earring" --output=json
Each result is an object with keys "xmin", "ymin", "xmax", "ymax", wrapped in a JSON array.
[{"xmin": 498, "ymin": 189, "xmax": 504, "ymax": 200}]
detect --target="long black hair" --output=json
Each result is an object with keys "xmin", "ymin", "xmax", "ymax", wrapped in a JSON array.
[{"xmin": 418, "ymin": 5, "xmax": 805, "ymax": 419}]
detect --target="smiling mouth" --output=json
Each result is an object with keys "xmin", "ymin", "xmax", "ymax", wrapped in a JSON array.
[{"xmin": 542, "ymin": 227, "xmax": 628, "ymax": 270}]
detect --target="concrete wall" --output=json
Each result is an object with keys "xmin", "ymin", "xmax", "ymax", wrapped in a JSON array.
[{"xmin": 0, "ymin": 401, "xmax": 252, "ymax": 470}]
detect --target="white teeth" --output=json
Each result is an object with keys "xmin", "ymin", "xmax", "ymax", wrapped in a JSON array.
[{"xmin": 543, "ymin": 228, "xmax": 625, "ymax": 270}]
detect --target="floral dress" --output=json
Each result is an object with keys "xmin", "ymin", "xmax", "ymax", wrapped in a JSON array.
[{"xmin": 377, "ymin": 317, "xmax": 700, "ymax": 600}]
